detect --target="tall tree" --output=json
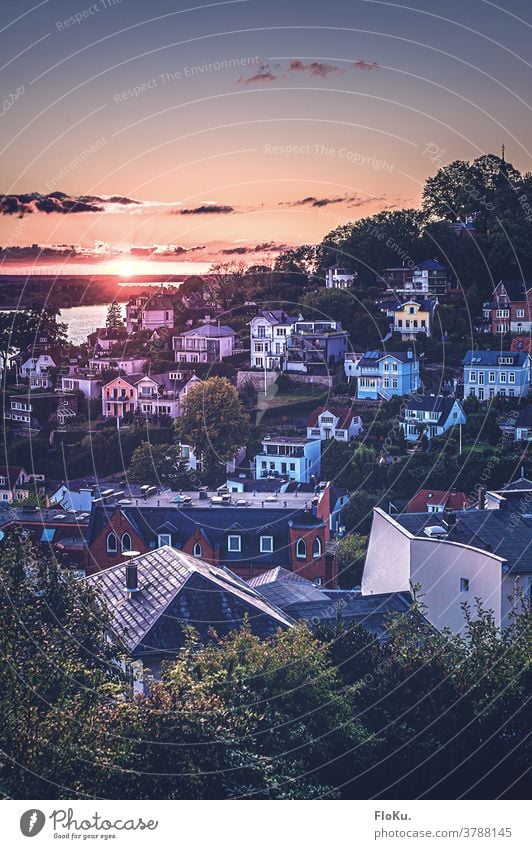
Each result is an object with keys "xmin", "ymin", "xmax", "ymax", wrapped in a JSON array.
[{"xmin": 105, "ymin": 301, "xmax": 125, "ymax": 331}]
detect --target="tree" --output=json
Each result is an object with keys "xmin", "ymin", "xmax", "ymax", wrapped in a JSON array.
[
  {"xmin": 0, "ymin": 531, "xmax": 123, "ymax": 798},
  {"xmin": 127, "ymin": 441, "xmax": 190, "ymax": 488},
  {"xmin": 175, "ymin": 377, "xmax": 250, "ymax": 484},
  {"xmin": 337, "ymin": 533, "xmax": 368, "ymax": 588},
  {"xmin": 105, "ymin": 301, "xmax": 125, "ymax": 331},
  {"xmin": 207, "ymin": 261, "xmax": 247, "ymax": 310},
  {"xmin": 1, "ymin": 307, "xmax": 67, "ymax": 363}
]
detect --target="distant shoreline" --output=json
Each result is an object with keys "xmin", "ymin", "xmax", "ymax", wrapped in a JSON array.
[{"xmin": 0, "ymin": 274, "xmax": 187, "ymax": 309}]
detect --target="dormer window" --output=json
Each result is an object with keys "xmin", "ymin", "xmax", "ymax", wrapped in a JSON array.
[
  {"xmin": 158, "ymin": 533, "xmax": 172, "ymax": 548},
  {"xmin": 260, "ymin": 535, "xmax": 274, "ymax": 553},
  {"xmin": 228, "ymin": 534, "xmax": 241, "ymax": 552},
  {"xmin": 106, "ymin": 532, "xmax": 117, "ymax": 553},
  {"xmin": 121, "ymin": 533, "xmax": 132, "ymax": 553},
  {"xmin": 193, "ymin": 542, "xmax": 203, "ymax": 558}
]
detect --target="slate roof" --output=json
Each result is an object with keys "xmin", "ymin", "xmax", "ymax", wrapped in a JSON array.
[
  {"xmin": 403, "ymin": 395, "xmax": 459, "ymax": 423},
  {"xmin": 496, "ymin": 280, "xmax": 532, "ymax": 301},
  {"xmin": 414, "ymin": 259, "xmax": 447, "ymax": 271},
  {"xmin": 181, "ymin": 323, "xmax": 235, "ymax": 337},
  {"xmin": 144, "ymin": 294, "xmax": 174, "ymax": 311},
  {"xmin": 254, "ymin": 310, "xmax": 298, "ymax": 325},
  {"xmin": 285, "ymin": 593, "xmax": 414, "ymax": 639},
  {"xmin": 463, "ymin": 350, "xmax": 529, "ymax": 367},
  {"xmin": 87, "ymin": 546, "xmax": 293, "ymax": 657},
  {"xmin": 501, "ymin": 476, "xmax": 532, "ymax": 492},
  {"xmin": 393, "ymin": 510, "xmax": 532, "ymax": 574},
  {"xmin": 87, "ymin": 504, "xmax": 325, "ymax": 568}
]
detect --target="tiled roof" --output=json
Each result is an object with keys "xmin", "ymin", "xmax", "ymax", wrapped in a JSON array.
[
  {"xmin": 393, "ymin": 510, "xmax": 532, "ymax": 574},
  {"xmin": 405, "ymin": 489, "xmax": 470, "ymax": 513},
  {"xmin": 87, "ymin": 546, "xmax": 293, "ymax": 657},
  {"xmin": 307, "ymin": 406, "xmax": 358, "ymax": 429}
]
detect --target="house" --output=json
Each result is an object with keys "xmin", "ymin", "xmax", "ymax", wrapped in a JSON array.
[
  {"xmin": 125, "ymin": 292, "xmax": 174, "ymax": 333},
  {"xmin": 87, "ymin": 327, "xmax": 125, "ymax": 354},
  {"xmin": 343, "ymin": 351, "xmax": 364, "ymax": 382},
  {"xmin": 463, "ymin": 350, "xmax": 531, "ymax": 400},
  {"xmin": 306, "ymin": 407, "xmax": 363, "ymax": 441},
  {"xmin": 88, "ymin": 357, "xmax": 148, "ymax": 375},
  {"xmin": 362, "ymin": 504, "xmax": 532, "ymax": 633},
  {"xmin": 285, "ymin": 319, "xmax": 348, "ymax": 374},
  {"xmin": 249, "ymin": 310, "xmax": 298, "ymax": 369},
  {"xmin": 248, "ymin": 567, "xmax": 416, "ymax": 639},
  {"xmin": 390, "ymin": 299, "xmax": 436, "ymax": 340},
  {"xmin": 60, "ymin": 368, "xmax": 102, "ymax": 400},
  {"xmin": 5, "ymin": 391, "xmax": 78, "ymax": 435},
  {"xmin": 380, "ymin": 259, "xmax": 454, "ymax": 297},
  {"xmin": 85, "ymin": 498, "xmax": 335, "ymax": 585},
  {"xmin": 50, "ymin": 477, "xmax": 102, "ymax": 512},
  {"xmin": 173, "ymin": 323, "xmax": 236, "ymax": 363},
  {"xmin": 0, "ymin": 466, "xmax": 44, "ymax": 503},
  {"xmin": 254, "ymin": 436, "xmax": 321, "ymax": 483},
  {"xmin": 501, "ymin": 407, "xmax": 532, "ymax": 442},
  {"xmin": 86, "ymin": 547, "xmax": 294, "ymax": 683},
  {"xmin": 482, "ymin": 280, "xmax": 532, "ymax": 334},
  {"xmin": 325, "ymin": 266, "xmax": 357, "ymax": 289},
  {"xmin": 19, "ymin": 350, "xmax": 63, "ymax": 379},
  {"xmin": 354, "ymin": 350, "xmax": 421, "ymax": 401},
  {"xmin": 400, "ymin": 395, "xmax": 466, "ymax": 441},
  {"xmin": 0, "ymin": 506, "xmax": 89, "ymax": 571},
  {"xmin": 101, "ymin": 371, "xmax": 200, "ymax": 419},
  {"xmin": 404, "ymin": 488, "xmax": 470, "ymax": 513}
]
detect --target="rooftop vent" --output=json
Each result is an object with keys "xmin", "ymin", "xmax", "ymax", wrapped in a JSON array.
[{"xmin": 424, "ymin": 525, "xmax": 447, "ymax": 538}]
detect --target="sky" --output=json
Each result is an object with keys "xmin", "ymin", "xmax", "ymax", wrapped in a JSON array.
[{"xmin": 1, "ymin": 0, "xmax": 531, "ymax": 273}]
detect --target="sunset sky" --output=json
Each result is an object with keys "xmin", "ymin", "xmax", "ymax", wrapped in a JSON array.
[{"xmin": 1, "ymin": 0, "xmax": 531, "ymax": 272}]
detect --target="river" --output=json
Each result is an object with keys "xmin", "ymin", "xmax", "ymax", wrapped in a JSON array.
[{"xmin": 59, "ymin": 302, "xmax": 126, "ymax": 345}]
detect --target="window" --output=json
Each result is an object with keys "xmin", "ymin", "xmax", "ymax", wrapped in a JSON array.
[
  {"xmin": 228, "ymin": 534, "xmax": 241, "ymax": 552},
  {"xmin": 460, "ymin": 578, "xmax": 469, "ymax": 592},
  {"xmin": 500, "ymin": 372, "xmax": 507, "ymax": 383},
  {"xmin": 516, "ymin": 309, "xmax": 525, "ymax": 318},
  {"xmin": 158, "ymin": 533, "xmax": 171, "ymax": 548},
  {"xmin": 488, "ymin": 371, "xmax": 495, "ymax": 383},
  {"xmin": 193, "ymin": 542, "xmax": 203, "ymax": 557},
  {"xmin": 260, "ymin": 535, "xmax": 274, "ymax": 553},
  {"xmin": 121, "ymin": 533, "xmax": 132, "ymax": 553},
  {"xmin": 509, "ymin": 372, "xmax": 515, "ymax": 383},
  {"xmin": 106, "ymin": 532, "xmax": 117, "ymax": 553},
  {"xmin": 296, "ymin": 538, "xmax": 307, "ymax": 559},
  {"xmin": 469, "ymin": 371, "xmax": 476, "ymax": 382},
  {"xmin": 312, "ymin": 537, "xmax": 322, "ymax": 558}
]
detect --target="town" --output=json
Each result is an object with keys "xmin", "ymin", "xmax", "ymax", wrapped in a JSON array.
[{"xmin": 0, "ymin": 152, "xmax": 530, "ymax": 801}]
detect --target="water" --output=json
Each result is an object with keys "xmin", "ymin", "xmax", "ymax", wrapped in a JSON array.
[{"xmin": 60, "ymin": 303, "xmax": 126, "ymax": 345}]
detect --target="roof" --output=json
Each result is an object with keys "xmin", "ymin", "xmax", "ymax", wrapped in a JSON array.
[
  {"xmin": 253, "ymin": 310, "xmax": 298, "ymax": 325},
  {"xmin": 283, "ymin": 592, "xmax": 415, "ymax": 639},
  {"xmin": 414, "ymin": 259, "xmax": 447, "ymax": 271},
  {"xmin": 358, "ymin": 350, "xmax": 417, "ymax": 367},
  {"xmin": 513, "ymin": 408, "xmax": 532, "ymax": 430},
  {"xmin": 144, "ymin": 294, "xmax": 174, "ymax": 311},
  {"xmin": 181, "ymin": 323, "xmax": 235, "ymax": 338},
  {"xmin": 403, "ymin": 395, "xmax": 461, "ymax": 420},
  {"xmin": 463, "ymin": 350, "xmax": 529, "ymax": 367},
  {"xmin": 393, "ymin": 510, "xmax": 532, "ymax": 574},
  {"xmin": 496, "ymin": 280, "xmax": 532, "ymax": 301},
  {"xmin": 87, "ymin": 546, "xmax": 293, "ymax": 657},
  {"xmin": 404, "ymin": 489, "xmax": 470, "ymax": 513},
  {"xmin": 501, "ymin": 475, "xmax": 532, "ymax": 491},
  {"xmin": 307, "ymin": 406, "xmax": 359, "ymax": 429},
  {"xmin": 0, "ymin": 466, "xmax": 26, "ymax": 491},
  {"xmin": 393, "ymin": 299, "xmax": 436, "ymax": 312},
  {"xmin": 248, "ymin": 566, "xmax": 311, "ymax": 587}
]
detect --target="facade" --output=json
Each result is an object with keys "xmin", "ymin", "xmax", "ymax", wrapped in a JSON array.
[
  {"xmin": 401, "ymin": 395, "xmax": 466, "ymax": 441},
  {"xmin": 0, "ymin": 507, "xmax": 89, "ymax": 571},
  {"xmin": 249, "ymin": 310, "xmax": 298, "ymax": 369},
  {"xmin": 0, "ymin": 466, "xmax": 44, "ymax": 503},
  {"xmin": 362, "ymin": 504, "xmax": 532, "ymax": 633},
  {"xmin": 343, "ymin": 351, "xmax": 364, "ymax": 382},
  {"xmin": 173, "ymin": 323, "xmax": 236, "ymax": 363},
  {"xmin": 60, "ymin": 369, "xmax": 102, "ymax": 400},
  {"xmin": 482, "ymin": 279, "xmax": 532, "ymax": 334},
  {"xmin": 325, "ymin": 266, "xmax": 357, "ymax": 289},
  {"xmin": 88, "ymin": 357, "xmax": 148, "ymax": 375},
  {"xmin": 5, "ymin": 391, "xmax": 77, "ymax": 435},
  {"xmin": 285, "ymin": 320, "xmax": 348, "ymax": 374},
  {"xmin": 463, "ymin": 350, "xmax": 531, "ymax": 400},
  {"xmin": 380, "ymin": 259, "xmax": 453, "ymax": 297},
  {"xmin": 306, "ymin": 407, "xmax": 363, "ymax": 441},
  {"xmin": 101, "ymin": 371, "xmax": 200, "ymax": 419},
  {"xmin": 19, "ymin": 350, "xmax": 62, "ymax": 379},
  {"xmin": 254, "ymin": 436, "xmax": 321, "ymax": 483},
  {"xmin": 354, "ymin": 350, "xmax": 421, "ymax": 401},
  {"xmin": 126, "ymin": 293, "xmax": 174, "ymax": 333},
  {"xmin": 87, "ymin": 328, "xmax": 125, "ymax": 354},
  {"xmin": 501, "ymin": 406, "xmax": 532, "ymax": 442},
  {"xmin": 391, "ymin": 299, "xmax": 435, "ymax": 340}
]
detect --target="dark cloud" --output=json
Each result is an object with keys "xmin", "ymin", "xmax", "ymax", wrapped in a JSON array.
[
  {"xmin": 177, "ymin": 204, "xmax": 235, "ymax": 215},
  {"xmin": 289, "ymin": 59, "xmax": 340, "ymax": 78},
  {"xmin": 280, "ymin": 194, "xmax": 380, "ymax": 209},
  {"xmin": 0, "ymin": 191, "xmax": 153, "ymax": 216},
  {"xmin": 221, "ymin": 241, "xmax": 290, "ymax": 255},
  {"xmin": 239, "ymin": 68, "xmax": 278, "ymax": 84},
  {"xmin": 353, "ymin": 60, "xmax": 381, "ymax": 71}
]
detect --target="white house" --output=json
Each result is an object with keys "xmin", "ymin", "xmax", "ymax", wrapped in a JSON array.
[
  {"xmin": 325, "ymin": 266, "xmax": 356, "ymax": 289},
  {"xmin": 306, "ymin": 407, "xmax": 363, "ymax": 442},
  {"xmin": 126, "ymin": 293, "xmax": 174, "ymax": 333},
  {"xmin": 401, "ymin": 395, "xmax": 466, "ymax": 441},
  {"xmin": 173, "ymin": 323, "xmax": 236, "ymax": 363},
  {"xmin": 362, "ymin": 505, "xmax": 531, "ymax": 633},
  {"xmin": 249, "ymin": 310, "xmax": 298, "ymax": 369},
  {"xmin": 254, "ymin": 436, "xmax": 321, "ymax": 483},
  {"xmin": 20, "ymin": 351, "xmax": 61, "ymax": 379},
  {"xmin": 89, "ymin": 357, "xmax": 148, "ymax": 375},
  {"xmin": 60, "ymin": 369, "xmax": 102, "ymax": 400}
]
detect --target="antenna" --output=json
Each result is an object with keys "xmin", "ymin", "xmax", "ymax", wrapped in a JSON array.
[{"xmin": 501, "ymin": 143, "xmax": 506, "ymax": 162}]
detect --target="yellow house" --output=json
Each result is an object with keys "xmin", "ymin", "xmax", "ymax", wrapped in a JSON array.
[{"xmin": 392, "ymin": 299, "xmax": 436, "ymax": 340}]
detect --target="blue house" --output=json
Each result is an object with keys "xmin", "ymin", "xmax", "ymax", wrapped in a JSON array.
[
  {"xmin": 401, "ymin": 395, "xmax": 466, "ymax": 441},
  {"xmin": 254, "ymin": 436, "xmax": 321, "ymax": 483},
  {"xmin": 463, "ymin": 350, "xmax": 531, "ymax": 401},
  {"xmin": 354, "ymin": 350, "xmax": 421, "ymax": 400}
]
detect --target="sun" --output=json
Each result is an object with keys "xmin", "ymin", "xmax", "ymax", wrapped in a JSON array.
[{"xmin": 117, "ymin": 260, "xmax": 136, "ymax": 278}]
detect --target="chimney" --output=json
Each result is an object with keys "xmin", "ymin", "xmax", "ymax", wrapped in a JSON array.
[
  {"xmin": 477, "ymin": 485, "xmax": 486, "ymax": 510},
  {"xmin": 442, "ymin": 509, "xmax": 456, "ymax": 531},
  {"xmin": 407, "ymin": 349, "xmax": 413, "ymax": 359},
  {"xmin": 125, "ymin": 563, "xmax": 139, "ymax": 595}
]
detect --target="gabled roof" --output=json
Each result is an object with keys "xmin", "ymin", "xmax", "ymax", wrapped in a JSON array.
[
  {"xmin": 414, "ymin": 259, "xmax": 447, "ymax": 271},
  {"xmin": 358, "ymin": 350, "xmax": 417, "ymax": 367},
  {"xmin": 404, "ymin": 489, "xmax": 470, "ymax": 513},
  {"xmin": 181, "ymin": 323, "xmax": 235, "ymax": 338},
  {"xmin": 87, "ymin": 546, "xmax": 293, "ymax": 657},
  {"xmin": 0, "ymin": 466, "xmax": 26, "ymax": 490},
  {"xmin": 252, "ymin": 310, "xmax": 298, "ymax": 325},
  {"xmin": 393, "ymin": 299, "xmax": 436, "ymax": 312},
  {"xmin": 307, "ymin": 406, "xmax": 358, "ymax": 429},
  {"xmin": 463, "ymin": 350, "xmax": 529, "ymax": 367},
  {"xmin": 495, "ymin": 280, "xmax": 532, "ymax": 301},
  {"xmin": 144, "ymin": 294, "xmax": 174, "ymax": 311},
  {"xmin": 285, "ymin": 593, "xmax": 415, "ymax": 639},
  {"xmin": 500, "ymin": 475, "xmax": 532, "ymax": 492},
  {"xmin": 403, "ymin": 395, "xmax": 460, "ymax": 421}
]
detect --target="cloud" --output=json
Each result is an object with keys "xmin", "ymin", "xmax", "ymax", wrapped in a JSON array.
[
  {"xmin": 239, "ymin": 66, "xmax": 278, "ymax": 84},
  {"xmin": 0, "ymin": 191, "xmax": 182, "ymax": 217},
  {"xmin": 353, "ymin": 59, "xmax": 381, "ymax": 71},
  {"xmin": 220, "ymin": 241, "xmax": 290, "ymax": 255},
  {"xmin": 280, "ymin": 194, "xmax": 381, "ymax": 209},
  {"xmin": 289, "ymin": 59, "xmax": 340, "ymax": 78},
  {"xmin": 176, "ymin": 204, "xmax": 235, "ymax": 215}
]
